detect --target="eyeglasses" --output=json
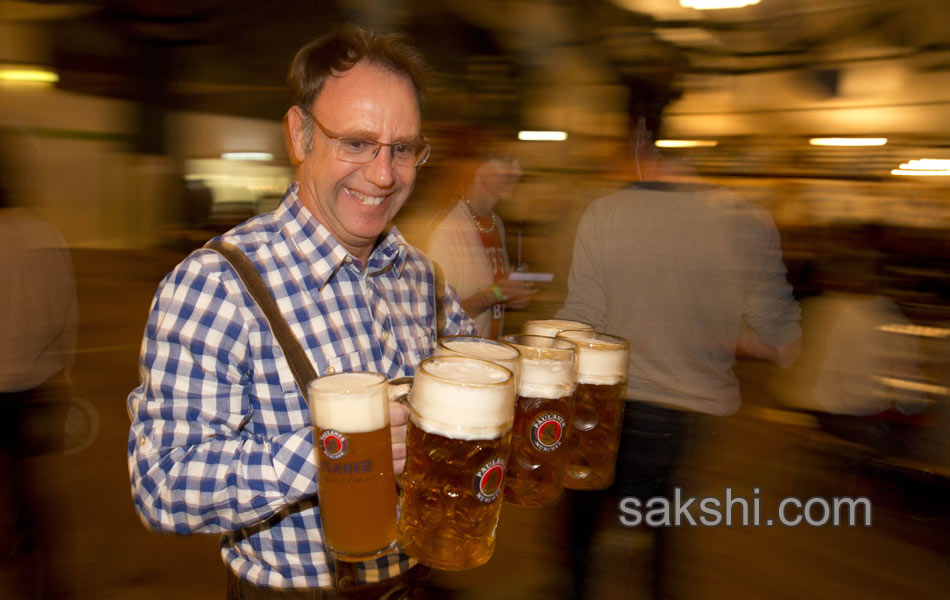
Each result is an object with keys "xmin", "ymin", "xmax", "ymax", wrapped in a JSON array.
[{"xmin": 309, "ymin": 113, "xmax": 431, "ymax": 168}]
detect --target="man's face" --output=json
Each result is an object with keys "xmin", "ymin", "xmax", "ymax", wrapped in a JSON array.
[
  {"xmin": 477, "ymin": 156, "xmax": 522, "ymax": 202},
  {"xmin": 291, "ymin": 61, "xmax": 421, "ymax": 263}
]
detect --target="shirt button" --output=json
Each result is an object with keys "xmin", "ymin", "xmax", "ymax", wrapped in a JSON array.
[
  {"xmin": 380, "ymin": 331, "xmax": 390, "ymax": 342},
  {"xmin": 326, "ymin": 366, "xmax": 336, "ymax": 375},
  {"xmin": 139, "ymin": 436, "xmax": 147, "ymax": 447}
]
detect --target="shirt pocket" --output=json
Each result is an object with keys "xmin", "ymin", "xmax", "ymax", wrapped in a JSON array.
[
  {"xmin": 273, "ymin": 349, "xmax": 374, "ymax": 429},
  {"xmin": 400, "ymin": 322, "xmax": 437, "ymax": 371},
  {"xmin": 275, "ymin": 347, "xmax": 373, "ymax": 394},
  {"xmin": 314, "ymin": 349, "xmax": 373, "ymax": 378}
]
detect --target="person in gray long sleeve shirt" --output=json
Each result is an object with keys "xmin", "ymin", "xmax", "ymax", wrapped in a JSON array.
[
  {"xmin": 557, "ymin": 75, "xmax": 801, "ymax": 600},
  {"xmin": 558, "ymin": 180, "xmax": 801, "ymax": 417}
]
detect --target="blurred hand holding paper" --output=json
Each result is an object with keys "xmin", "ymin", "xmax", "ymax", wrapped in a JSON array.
[{"xmin": 509, "ymin": 272, "xmax": 554, "ymax": 282}]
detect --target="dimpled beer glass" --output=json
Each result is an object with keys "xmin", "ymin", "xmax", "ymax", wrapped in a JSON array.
[
  {"xmin": 499, "ymin": 334, "xmax": 577, "ymax": 507},
  {"xmin": 522, "ymin": 318, "xmax": 594, "ymax": 342},
  {"xmin": 555, "ymin": 331, "xmax": 630, "ymax": 491},
  {"xmin": 309, "ymin": 372, "xmax": 397, "ymax": 561},
  {"xmin": 434, "ymin": 335, "xmax": 522, "ymax": 387},
  {"xmin": 397, "ymin": 356, "xmax": 516, "ymax": 570}
]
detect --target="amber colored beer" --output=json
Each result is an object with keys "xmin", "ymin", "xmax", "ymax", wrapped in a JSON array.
[
  {"xmin": 398, "ymin": 424, "xmax": 512, "ymax": 569},
  {"xmin": 309, "ymin": 372, "xmax": 397, "ymax": 562},
  {"xmin": 500, "ymin": 334, "xmax": 577, "ymax": 507},
  {"xmin": 396, "ymin": 356, "xmax": 515, "ymax": 570},
  {"xmin": 555, "ymin": 331, "xmax": 630, "ymax": 491}
]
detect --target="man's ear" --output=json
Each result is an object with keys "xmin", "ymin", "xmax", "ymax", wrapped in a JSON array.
[{"xmin": 285, "ymin": 105, "xmax": 308, "ymax": 165}]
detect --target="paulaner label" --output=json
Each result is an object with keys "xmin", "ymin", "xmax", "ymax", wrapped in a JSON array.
[
  {"xmin": 474, "ymin": 458, "xmax": 505, "ymax": 503},
  {"xmin": 530, "ymin": 413, "xmax": 566, "ymax": 452},
  {"xmin": 320, "ymin": 430, "xmax": 347, "ymax": 460},
  {"xmin": 321, "ymin": 458, "xmax": 373, "ymax": 475}
]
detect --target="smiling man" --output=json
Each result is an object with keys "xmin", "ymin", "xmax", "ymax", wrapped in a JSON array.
[
  {"xmin": 286, "ymin": 56, "xmax": 425, "ymax": 266},
  {"xmin": 127, "ymin": 25, "xmax": 474, "ymax": 599}
]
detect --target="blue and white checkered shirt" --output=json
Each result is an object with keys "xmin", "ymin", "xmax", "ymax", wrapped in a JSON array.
[{"xmin": 127, "ymin": 183, "xmax": 475, "ymax": 589}]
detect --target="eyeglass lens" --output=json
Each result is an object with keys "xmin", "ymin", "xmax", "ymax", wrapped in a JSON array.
[
  {"xmin": 310, "ymin": 112, "xmax": 429, "ymax": 167},
  {"xmin": 334, "ymin": 138, "xmax": 429, "ymax": 167}
]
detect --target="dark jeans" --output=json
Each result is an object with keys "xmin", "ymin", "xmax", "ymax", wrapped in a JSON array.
[
  {"xmin": 0, "ymin": 380, "xmax": 71, "ymax": 599},
  {"xmin": 815, "ymin": 412, "xmax": 916, "ymax": 458},
  {"xmin": 568, "ymin": 401, "xmax": 697, "ymax": 600}
]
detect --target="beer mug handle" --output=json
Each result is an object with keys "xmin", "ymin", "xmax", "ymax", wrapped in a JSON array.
[
  {"xmin": 386, "ymin": 376, "xmax": 413, "ymax": 492},
  {"xmin": 387, "ymin": 376, "xmax": 414, "ymax": 406}
]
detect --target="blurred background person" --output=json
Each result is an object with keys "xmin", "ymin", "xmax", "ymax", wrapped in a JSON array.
[
  {"xmin": 555, "ymin": 75, "xmax": 802, "ymax": 600},
  {"xmin": 770, "ymin": 235, "xmax": 930, "ymax": 459},
  {"xmin": 427, "ymin": 131, "xmax": 536, "ymax": 338},
  {"xmin": 0, "ymin": 132, "xmax": 78, "ymax": 599}
]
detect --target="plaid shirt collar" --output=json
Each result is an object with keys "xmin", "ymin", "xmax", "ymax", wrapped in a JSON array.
[{"xmin": 277, "ymin": 183, "xmax": 409, "ymax": 290}]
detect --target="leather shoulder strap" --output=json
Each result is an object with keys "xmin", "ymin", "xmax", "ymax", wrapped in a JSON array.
[
  {"xmin": 204, "ymin": 240, "xmax": 317, "ymax": 394},
  {"xmin": 432, "ymin": 259, "xmax": 446, "ymax": 337}
]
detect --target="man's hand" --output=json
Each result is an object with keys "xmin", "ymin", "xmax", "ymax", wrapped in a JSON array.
[
  {"xmin": 389, "ymin": 400, "xmax": 410, "ymax": 476},
  {"xmin": 495, "ymin": 279, "xmax": 537, "ymax": 310},
  {"xmin": 737, "ymin": 321, "xmax": 801, "ymax": 368},
  {"xmin": 461, "ymin": 280, "xmax": 537, "ymax": 317}
]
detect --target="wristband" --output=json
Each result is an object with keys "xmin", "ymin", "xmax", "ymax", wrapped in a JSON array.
[{"xmin": 489, "ymin": 284, "xmax": 505, "ymax": 303}]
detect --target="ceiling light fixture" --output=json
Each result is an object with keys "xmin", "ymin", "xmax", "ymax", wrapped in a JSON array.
[
  {"xmin": 221, "ymin": 152, "xmax": 274, "ymax": 161},
  {"xmin": 891, "ymin": 169, "xmax": 950, "ymax": 176},
  {"xmin": 809, "ymin": 137, "xmax": 888, "ymax": 147},
  {"xmin": 518, "ymin": 131, "xmax": 568, "ymax": 141},
  {"xmin": 899, "ymin": 159, "xmax": 950, "ymax": 170},
  {"xmin": 655, "ymin": 139, "xmax": 718, "ymax": 148},
  {"xmin": 891, "ymin": 157, "xmax": 950, "ymax": 176},
  {"xmin": 0, "ymin": 66, "xmax": 59, "ymax": 84},
  {"xmin": 680, "ymin": 0, "xmax": 761, "ymax": 9}
]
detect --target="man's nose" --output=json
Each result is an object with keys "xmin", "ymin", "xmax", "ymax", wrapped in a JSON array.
[{"xmin": 364, "ymin": 145, "xmax": 395, "ymax": 187}]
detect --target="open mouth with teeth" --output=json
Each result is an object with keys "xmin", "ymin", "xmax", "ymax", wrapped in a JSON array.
[{"xmin": 348, "ymin": 188, "xmax": 387, "ymax": 206}]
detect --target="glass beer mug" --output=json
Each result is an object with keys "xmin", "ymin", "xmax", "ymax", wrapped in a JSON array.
[
  {"xmin": 499, "ymin": 334, "xmax": 577, "ymax": 507},
  {"xmin": 308, "ymin": 372, "xmax": 398, "ymax": 561},
  {"xmin": 396, "ymin": 355, "xmax": 516, "ymax": 570},
  {"xmin": 555, "ymin": 330, "xmax": 630, "ymax": 491},
  {"xmin": 522, "ymin": 318, "xmax": 594, "ymax": 341},
  {"xmin": 433, "ymin": 335, "xmax": 522, "ymax": 387}
]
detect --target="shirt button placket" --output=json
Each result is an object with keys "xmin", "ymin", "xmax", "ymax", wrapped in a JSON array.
[{"xmin": 366, "ymin": 279, "xmax": 393, "ymax": 351}]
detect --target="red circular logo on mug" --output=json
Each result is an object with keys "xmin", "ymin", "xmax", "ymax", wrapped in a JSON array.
[
  {"xmin": 474, "ymin": 458, "xmax": 505, "ymax": 503},
  {"xmin": 530, "ymin": 413, "xmax": 566, "ymax": 452},
  {"xmin": 320, "ymin": 430, "xmax": 347, "ymax": 460}
]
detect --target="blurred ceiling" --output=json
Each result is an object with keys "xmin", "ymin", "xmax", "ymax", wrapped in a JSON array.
[{"xmin": 3, "ymin": 0, "xmax": 949, "ymax": 127}]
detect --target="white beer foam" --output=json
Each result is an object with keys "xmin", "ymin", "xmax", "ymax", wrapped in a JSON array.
[
  {"xmin": 519, "ymin": 357, "xmax": 576, "ymax": 399},
  {"xmin": 523, "ymin": 319, "xmax": 593, "ymax": 339},
  {"xmin": 557, "ymin": 332, "xmax": 629, "ymax": 385},
  {"xmin": 438, "ymin": 337, "xmax": 522, "ymax": 385},
  {"xmin": 441, "ymin": 338, "xmax": 519, "ymax": 360},
  {"xmin": 309, "ymin": 372, "xmax": 388, "ymax": 433},
  {"xmin": 411, "ymin": 357, "xmax": 515, "ymax": 440}
]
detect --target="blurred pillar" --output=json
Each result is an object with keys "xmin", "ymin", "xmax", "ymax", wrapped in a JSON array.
[
  {"xmin": 132, "ymin": 42, "xmax": 169, "ymax": 156},
  {"xmin": 121, "ymin": 38, "xmax": 181, "ymax": 248}
]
